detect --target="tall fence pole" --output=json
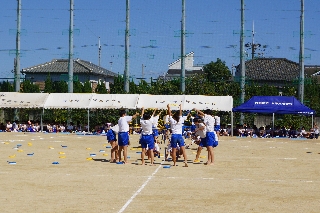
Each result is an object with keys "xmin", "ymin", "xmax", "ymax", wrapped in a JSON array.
[
  {"xmin": 124, "ymin": 0, "xmax": 130, "ymax": 93},
  {"xmin": 299, "ymin": 0, "xmax": 305, "ymax": 103},
  {"xmin": 68, "ymin": 0, "xmax": 74, "ymax": 93},
  {"xmin": 180, "ymin": 0, "xmax": 186, "ymax": 93},
  {"xmin": 240, "ymin": 0, "xmax": 246, "ymax": 124}
]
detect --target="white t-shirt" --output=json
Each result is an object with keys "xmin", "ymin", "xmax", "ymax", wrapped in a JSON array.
[
  {"xmin": 6, "ymin": 123, "xmax": 12, "ymax": 129},
  {"xmin": 118, "ymin": 116, "xmax": 132, "ymax": 132},
  {"xmin": 169, "ymin": 116, "xmax": 184, "ymax": 135},
  {"xmin": 154, "ymin": 143, "xmax": 160, "ymax": 152},
  {"xmin": 214, "ymin": 116, "xmax": 220, "ymax": 125},
  {"xmin": 195, "ymin": 123, "xmax": 206, "ymax": 138},
  {"xmin": 204, "ymin": 114, "xmax": 215, "ymax": 132},
  {"xmin": 152, "ymin": 115, "xmax": 159, "ymax": 128},
  {"xmin": 163, "ymin": 115, "xmax": 169, "ymax": 124},
  {"xmin": 140, "ymin": 118, "xmax": 153, "ymax": 135}
]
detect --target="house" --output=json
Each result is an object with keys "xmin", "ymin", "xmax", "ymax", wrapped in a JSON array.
[
  {"xmin": 158, "ymin": 52, "xmax": 203, "ymax": 80},
  {"xmin": 235, "ymin": 58, "xmax": 320, "ymax": 86},
  {"xmin": 21, "ymin": 58, "xmax": 118, "ymax": 90}
]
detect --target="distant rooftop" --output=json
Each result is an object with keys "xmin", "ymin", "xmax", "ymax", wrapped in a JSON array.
[{"xmin": 21, "ymin": 59, "xmax": 117, "ymax": 77}]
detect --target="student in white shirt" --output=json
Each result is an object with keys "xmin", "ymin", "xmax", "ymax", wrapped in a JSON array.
[
  {"xmin": 193, "ymin": 118, "xmax": 207, "ymax": 163},
  {"xmin": 214, "ymin": 115, "xmax": 221, "ymax": 140},
  {"xmin": 194, "ymin": 108, "xmax": 218, "ymax": 166},
  {"xmin": 167, "ymin": 104, "xmax": 188, "ymax": 167},
  {"xmin": 118, "ymin": 109, "xmax": 139, "ymax": 164},
  {"xmin": 140, "ymin": 107, "xmax": 155, "ymax": 165}
]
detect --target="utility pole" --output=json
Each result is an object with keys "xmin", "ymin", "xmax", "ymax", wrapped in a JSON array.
[
  {"xmin": 240, "ymin": 0, "xmax": 246, "ymax": 124},
  {"xmin": 15, "ymin": 0, "xmax": 21, "ymax": 92},
  {"xmin": 124, "ymin": 0, "xmax": 130, "ymax": 93},
  {"xmin": 98, "ymin": 37, "xmax": 101, "ymax": 67},
  {"xmin": 180, "ymin": 0, "xmax": 186, "ymax": 93},
  {"xmin": 299, "ymin": 0, "xmax": 305, "ymax": 103},
  {"xmin": 68, "ymin": 0, "xmax": 74, "ymax": 93},
  {"xmin": 245, "ymin": 21, "xmax": 265, "ymax": 59},
  {"xmin": 142, "ymin": 64, "xmax": 145, "ymax": 80}
]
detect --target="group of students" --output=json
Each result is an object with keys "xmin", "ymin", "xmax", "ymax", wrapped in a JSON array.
[{"xmin": 106, "ymin": 106, "xmax": 219, "ymax": 166}]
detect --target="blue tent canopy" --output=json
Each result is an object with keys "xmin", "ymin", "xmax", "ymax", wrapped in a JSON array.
[{"xmin": 232, "ymin": 96, "xmax": 315, "ymax": 115}]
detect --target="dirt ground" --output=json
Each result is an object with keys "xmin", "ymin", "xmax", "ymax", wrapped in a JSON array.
[{"xmin": 0, "ymin": 132, "xmax": 319, "ymax": 213}]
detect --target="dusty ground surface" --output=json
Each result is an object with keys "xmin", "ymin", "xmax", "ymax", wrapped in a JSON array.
[{"xmin": 0, "ymin": 132, "xmax": 319, "ymax": 213}]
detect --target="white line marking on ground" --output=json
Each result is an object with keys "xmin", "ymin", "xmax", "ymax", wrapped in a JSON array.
[{"xmin": 118, "ymin": 164, "xmax": 162, "ymax": 213}]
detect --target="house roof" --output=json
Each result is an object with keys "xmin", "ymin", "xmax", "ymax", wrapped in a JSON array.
[
  {"xmin": 168, "ymin": 51, "xmax": 195, "ymax": 67},
  {"xmin": 21, "ymin": 59, "xmax": 117, "ymax": 77},
  {"xmin": 239, "ymin": 58, "xmax": 300, "ymax": 81}
]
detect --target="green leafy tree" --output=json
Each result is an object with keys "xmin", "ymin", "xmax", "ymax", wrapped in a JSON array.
[
  {"xmin": 53, "ymin": 81, "xmax": 68, "ymax": 93},
  {"xmin": 95, "ymin": 82, "xmax": 109, "ymax": 94},
  {"xmin": 21, "ymin": 80, "xmax": 40, "ymax": 93},
  {"xmin": 0, "ymin": 80, "xmax": 14, "ymax": 92},
  {"xmin": 73, "ymin": 81, "xmax": 84, "ymax": 93},
  {"xmin": 136, "ymin": 80, "xmax": 151, "ymax": 94},
  {"xmin": 110, "ymin": 75, "xmax": 125, "ymax": 94},
  {"xmin": 83, "ymin": 80, "xmax": 92, "ymax": 93},
  {"xmin": 44, "ymin": 76, "xmax": 54, "ymax": 93},
  {"xmin": 203, "ymin": 58, "xmax": 232, "ymax": 82}
]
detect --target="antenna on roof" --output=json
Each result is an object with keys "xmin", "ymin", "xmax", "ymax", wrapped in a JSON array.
[{"xmin": 98, "ymin": 36, "xmax": 101, "ymax": 67}]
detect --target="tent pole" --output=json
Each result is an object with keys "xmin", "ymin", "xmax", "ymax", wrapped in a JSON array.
[
  {"xmin": 41, "ymin": 108, "xmax": 44, "ymax": 132},
  {"xmin": 312, "ymin": 115, "xmax": 313, "ymax": 128},
  {"xmin": 231, "ymin": 111, "xmax": 234, "ymax": 137},
  {"xmin": 87, "ymin": 109, "xmax": 90, "ymax": 133},
  {"xmin": 272, "ymin": 113, "xmax": 275, "ymax": 138}
]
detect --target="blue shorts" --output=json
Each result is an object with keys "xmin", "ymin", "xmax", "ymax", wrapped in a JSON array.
[
  {"xmin": 170, "ymin": 134, "xmax": 185, "ymax": 148},
  {"xmin": 191, "ymin": 125, "xmax": 196, "ymax": 132},
  {"xmin": 107, "ymin": 134, "xmax": 116, "ymax": 142},
  {"xmin": 153, "ymin": 129, "xmax": 159, "ymax": 137},
  {"xmin": 206, "ymin": 132, "xmax": 218, "ymax": 147},
  {"xmin": 118, "ymin": 132, "xmax": 129, "ymax": 146},
  {"xmin": 214, "ymin": 125, "xmax": 220, "ymax": 132},
  {"xmin": 140, "ymin": 134, "xmax": 154, "ymax": 149},
  {"xmin": 165, "ymin": 124, "xmax": 170, "ymax": 129},
  {"xmin": 199, "ymin": 138, "xmax": 206, "ymax": 147}
]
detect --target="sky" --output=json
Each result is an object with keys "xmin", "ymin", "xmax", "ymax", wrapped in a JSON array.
[{"xmin": 0, "ymin": 0, "xmax": 319, "ymax": 82}]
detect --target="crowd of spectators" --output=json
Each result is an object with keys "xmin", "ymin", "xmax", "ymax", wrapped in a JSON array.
[
  {"xmin": 0, "ymin": 120, "xmax": 99, "ymax": 133},
  {"xmin": 234, "ymin": 123, "xmax": 319, "ymax": 139}
]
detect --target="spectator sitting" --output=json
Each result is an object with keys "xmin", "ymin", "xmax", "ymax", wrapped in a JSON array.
[{"xmin": 288, "ymin": 126, "xmax": 297, "ymax": 138}]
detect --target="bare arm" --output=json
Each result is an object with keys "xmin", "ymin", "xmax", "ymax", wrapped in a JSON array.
[
  {"xmin": 132, "ymin": 112, "xmax": 139, "ymax": 120},
  {"xmin": 141, "ymin": 107, "xmax": 145, "ymax": 118},
  {"xmin": 193, "ymin": 108, "xmax": 204, "ymax": 116},
  {"xmin": 152, "ymin": 108, "xmax": 157, "ymax": 117},
  {"xmin": 167, "ymin": 104, "xmax": 172, "ymax": 117},
  {"xmin": 179, "ymin": 104, "xmax": 182, "ymax": 116}
]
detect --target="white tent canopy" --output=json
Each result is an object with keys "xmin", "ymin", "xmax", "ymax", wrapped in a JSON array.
[
  {"xmin": 0, "ymin": 93, "xmax": 233, "ymax": 111},
  {"xmin": 136, "ymin": 94, "xmax": 185, "ymax": 110},
  {"xmin": 89, "ymin": 94, "xmax": 139, "ymax": 109},
  {"xmin": 43, "ymin": 93, "xmax": 93, "ymax": 109},
  {"xmin": 0, "ymin": 92, "xmax": 49, "ymax": 108}
]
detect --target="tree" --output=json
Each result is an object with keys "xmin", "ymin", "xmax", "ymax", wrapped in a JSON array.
[
  {"xmin": 44, "ymin": 76, "xmax": 54, "ymax": 93},
  {"xmin": 21, "ymin": 80, "xmax": 40, "ymax": 93},
  {"xmin": 53, "ymin": 81, "xmax": 68, "ymax": 93},
  {"xmin": 83, "ymin": 80, "xmax": 92, "ymax": 93},
  {"xmin": 95, "ymin": 82, "xmax": 109, "ymax": 94},
  {"xmin": 203, "ymin": 58, "xmax": 232, "ymax": 82},
  {"xmin": 110, "ymin": 75, "xmax": 125, "ymax": 94},
  {"xmin": 73, "ymin": 81, "xmax": 84, "ymax": 93},
  {"xmin": 0, "ymin": 80, "xmax": 14, "ymax": 92}
]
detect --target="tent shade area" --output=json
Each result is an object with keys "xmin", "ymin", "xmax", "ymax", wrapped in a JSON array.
[{"xmin": 232, "ymin": 96, "xmax": 315, "ymax": 115}]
